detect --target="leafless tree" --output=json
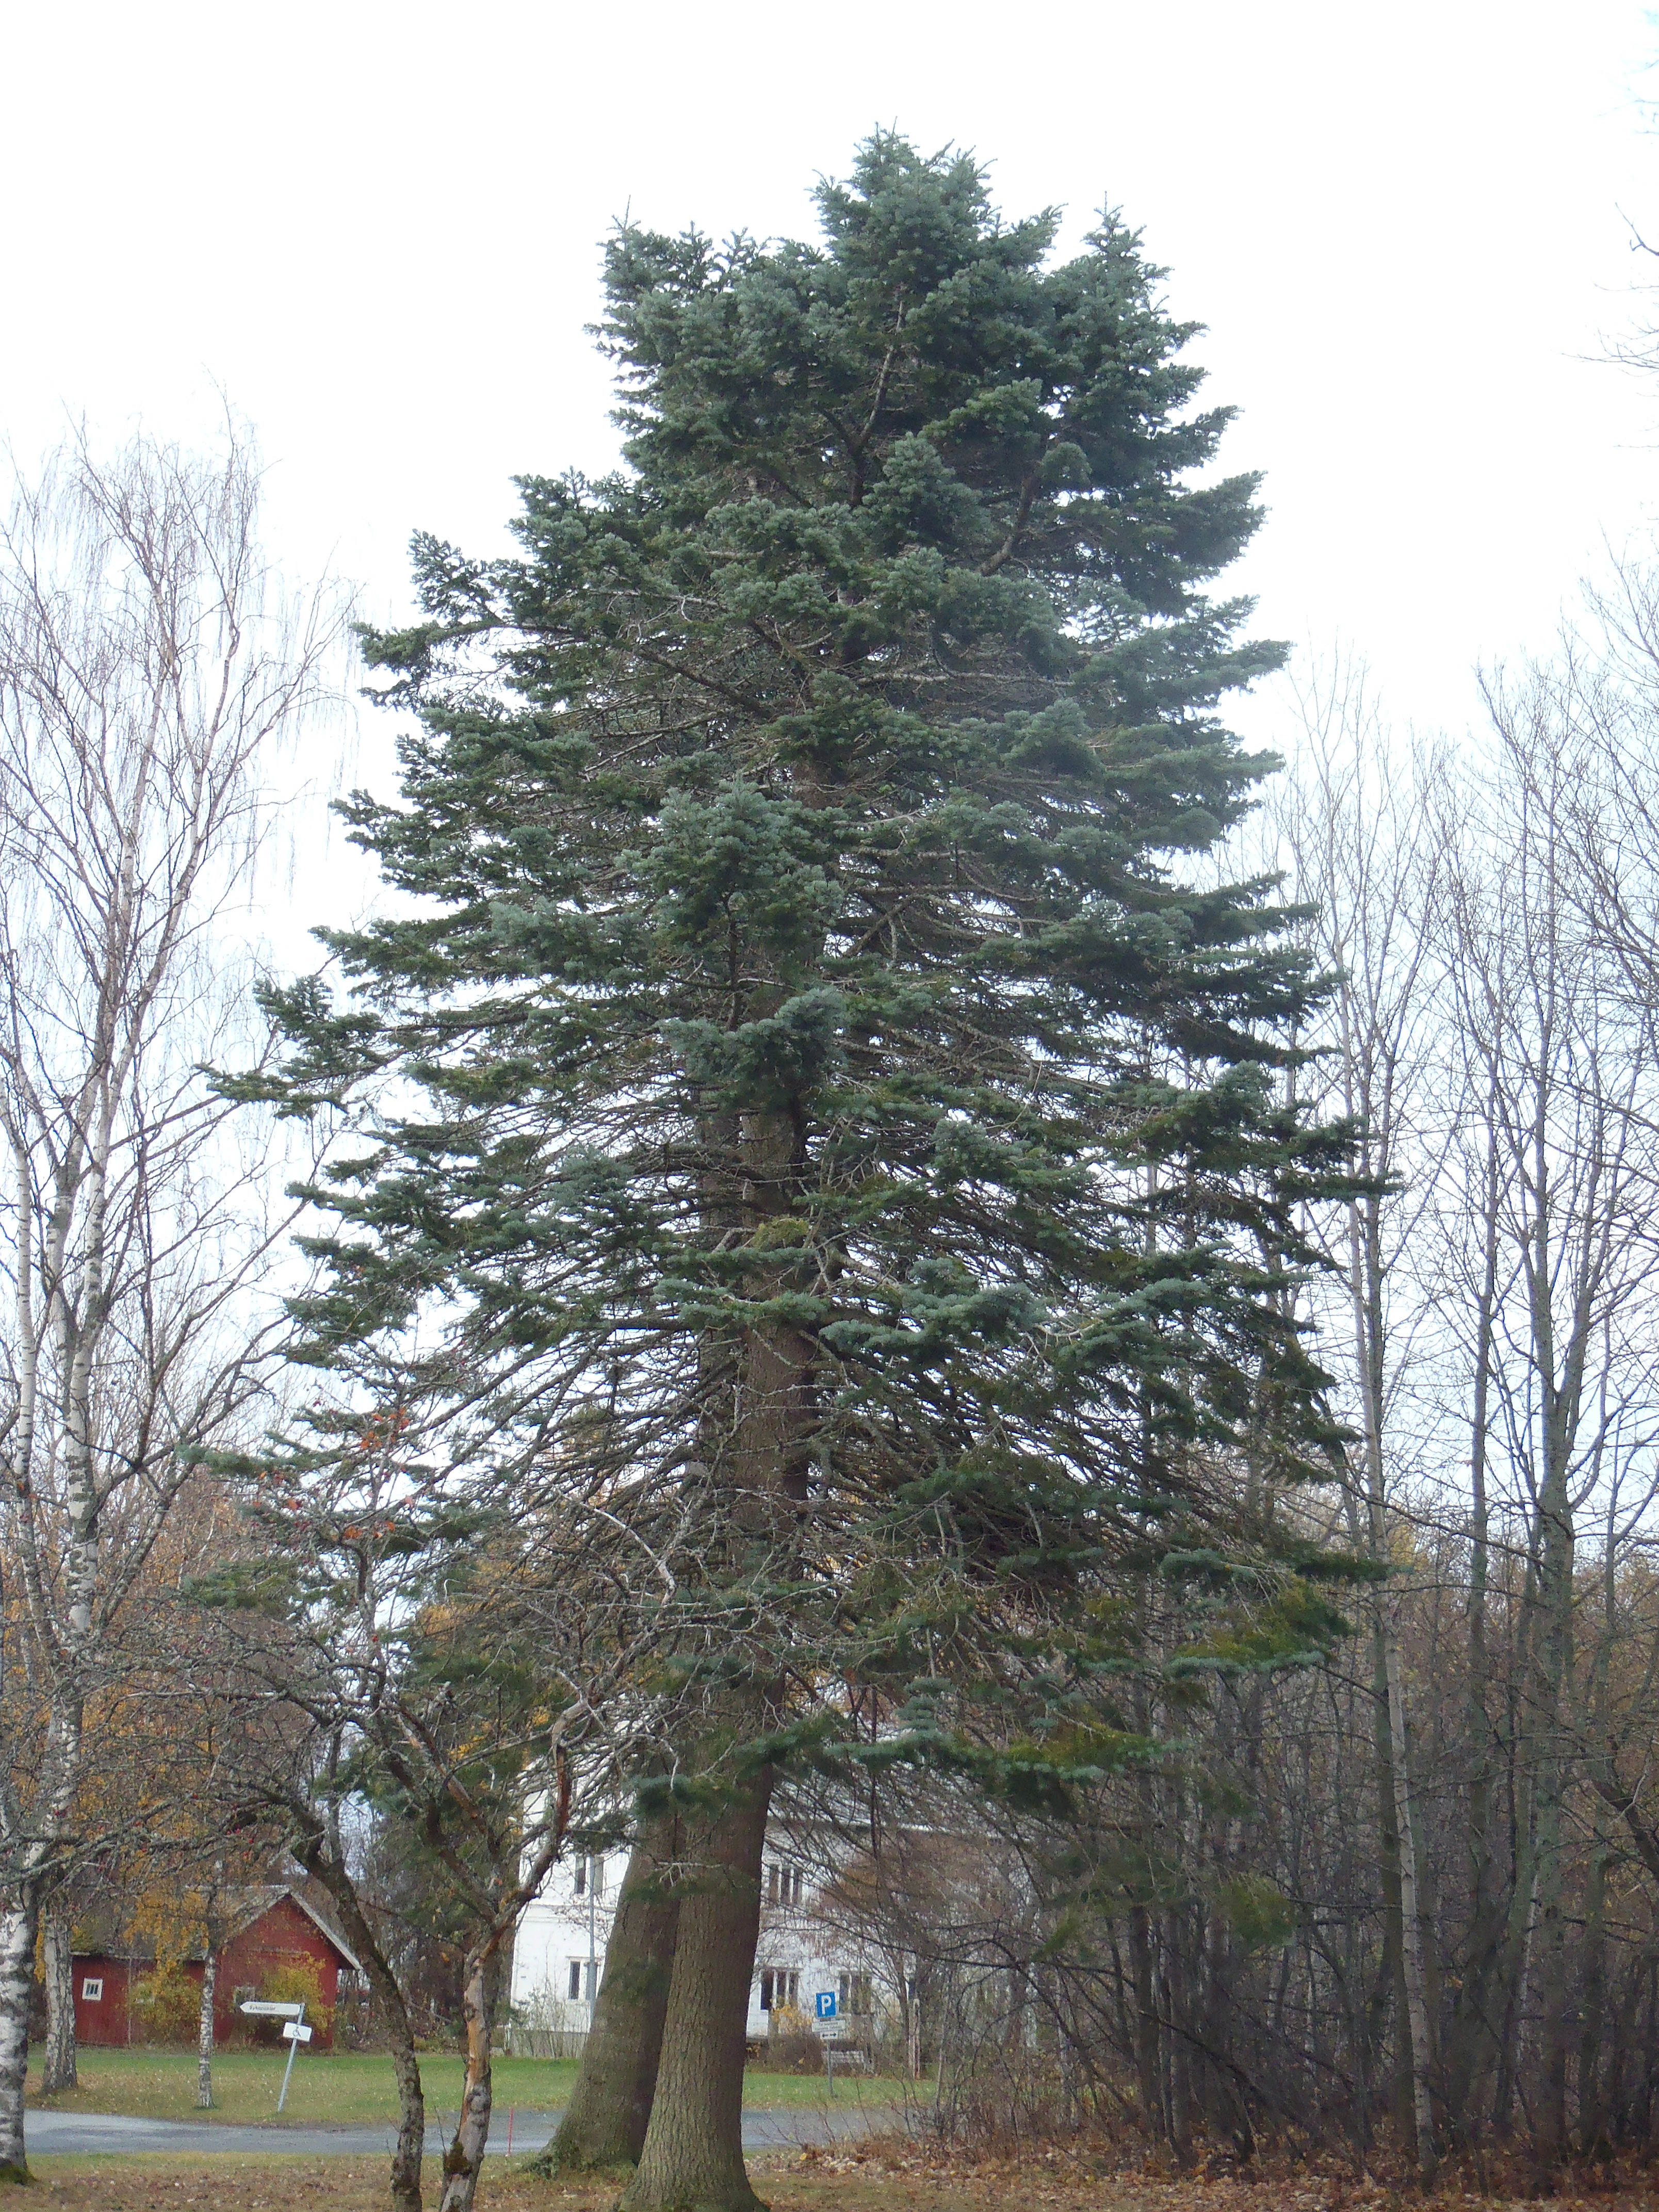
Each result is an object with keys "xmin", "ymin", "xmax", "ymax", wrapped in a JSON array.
[
  {"xmin": 1270, "ymin": 658, "xmax": 1454, "ymax": 2180},
  {"xmin": 0, "ymin": 425, "xmax": 338, "ymax": 2176},
  {"xmin": 842, "ymin": 634, "xmax": 1659, "ymax": 2181},
  {"xmin": 192, "ymin": 1389, "xmax": 700, "ymax": 2212}
]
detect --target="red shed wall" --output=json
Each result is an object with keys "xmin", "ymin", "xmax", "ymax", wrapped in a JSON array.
[
  {"xmin": 71, "ymin": 1956, "xmax": 138, "ymax": 2048},
  {"xmin": 72, "ymin": 1898, "xmax": 345, "ymax": 2050},
  {"xmin": 218, "ymin": 1897, "xmax": 341, "ymax": 2048}
]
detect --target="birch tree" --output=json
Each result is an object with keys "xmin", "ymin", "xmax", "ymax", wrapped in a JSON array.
[{"xmin": 0, "ymin": 427, "xmax": 334, "ymax": 2176}]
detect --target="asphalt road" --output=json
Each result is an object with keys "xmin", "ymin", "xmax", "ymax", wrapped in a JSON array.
[{"xmin": 24, "ymin": 2103, "xmax": 886, "ymax": 2160}]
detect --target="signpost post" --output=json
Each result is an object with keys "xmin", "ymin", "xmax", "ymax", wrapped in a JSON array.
[
  {"xmin": 239, "ymin": 1998, "xmax": 310, "ymax": 2112},
  {"xmin": 815, "ymin": 1991, "xmax": 837, "ymax": 2093}
]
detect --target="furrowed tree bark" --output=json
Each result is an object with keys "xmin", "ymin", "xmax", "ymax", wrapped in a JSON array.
[
  {"xmin": 613, "ymin": 1099, "xmax": 809, "ymax": 2212},
  {"xmin": 537, "ymin": 1820, "xmax": 681, "ymax": 2172},
  {"xmin": 41, "ymin": 1907, "xmax": 77, "ymax": 2094},
  {"xmin": 617, "ymin": 1774, "xmax": 774, "ymax": 2212}
]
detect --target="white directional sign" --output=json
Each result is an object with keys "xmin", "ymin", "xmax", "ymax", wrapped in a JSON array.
[
  {"xmin": 282, "ymin": 2022, "xmax": 314, "ymax": 2043},
  {"xmin": 239, "ymin": 1999, "xmax": 306, "ymax": 2019}
]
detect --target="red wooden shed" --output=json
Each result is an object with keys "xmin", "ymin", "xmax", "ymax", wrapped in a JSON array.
[{"xmin": 72, "ymin": 1885, "xmax": 361, "ymax": 2050}]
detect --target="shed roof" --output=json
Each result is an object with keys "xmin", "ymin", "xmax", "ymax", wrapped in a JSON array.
[{"xmin": 74, "ymin": 1884, "xmax": 361, "ymax": 1974}]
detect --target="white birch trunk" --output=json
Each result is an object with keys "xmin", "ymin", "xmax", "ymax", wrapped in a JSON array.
[
  {"xmin": 197, "ymin": 1948, "xmax": 217, "ymax": 2108},
  {"xmin": 41, "ymin": 1909, "xmax": 76, "ymax": 2094},
  {"xmin": 0, "ymin": 1900, "xmax": 39, "ymax": 2178},
  {"xmin": 0, "ymin": 431, "xmax": 334, "ymax": 2185}
]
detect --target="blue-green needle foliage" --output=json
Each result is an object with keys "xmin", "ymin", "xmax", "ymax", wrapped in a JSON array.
[{"xmin": 252, "ymin": 135, "xmax": 1354, "ymax": 1785}]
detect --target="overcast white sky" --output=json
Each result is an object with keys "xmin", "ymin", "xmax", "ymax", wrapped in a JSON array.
[{"xmin": 6, "ymin": 0, "xmax": 1659, "ymax": 936}]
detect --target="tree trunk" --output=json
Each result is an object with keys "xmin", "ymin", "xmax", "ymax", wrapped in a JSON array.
[
  {"xmin": 1342, "ymin": 1157, "xmax": 1436, "ymax": 2174},
  {"xmin": 1128, "ymin": 1903, "xmax": 1160, "ymax": 2136},
  {"xmin": 611, "ymin": 1099, "xmax": 804, "ymax": 2212},
  {"xmin": 1526, "ymin": 1456, "xmax": 1574, "ymax": 2170},
  {"xmin": 618, "ymin": 1775, "xmax": 772, "ymax": 2212},
  {"xmin": 1531, "ymin": 1766, "xmax": 1570, "ymax": 2166},
  {"xmin": 1577, "ymin": 1835, "xmax": 1609, "ymax": 2156},
  {"xmin": 1446, "ymin": 1209, "xmax": 1502, "ymax": 2132},
  {"xmin": 539, "ymin": 1820, "xmax": 681, "ymax": 2172},
  {"xmin": 1382, "ymin": 1627, "xmax": 1437, "ymax": 2182},
  {"xmin": 437, "ymin": 1938, "xmax": 504, "ymax": 2212},
  {"xmin": 1368, "ymin": 1621, "xmax": 1413, "ymax": 2135},
  {"xmin": 197, "ymin": 1947, "xmax": 216, "ymax": 2109},
  {"xmin": 387, "ymin": 2023, "xmax": 428, "ymax": 2212},
  {"xmin": 0, "ymin": 1898, "xmax": 38, "ymax": 2181},
  {"xmin": 41, "ymin": 1908, "xmax": 76, "ymax": 2095},
  {"xmin": 292, "ymin": 1840, "xmax": 425, "ymax": 2212}
]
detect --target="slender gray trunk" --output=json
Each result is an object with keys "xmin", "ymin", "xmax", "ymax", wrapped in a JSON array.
[
  {"xmin": 437, "ymin": 1940, "xmax": 504, "ymax": 2212},
  {"xmin": 1447, "ymin": 1113, "xmax": 1502, "ymax": 2128},
  {"xmin": 292, "ymin": 1841, "xmax": 424, "ymax": 2212},
  {"xmin": 1347, "ymin": 1165, "xmax": 1437, "ymax": 2181},
  {"xmin": 1528, "ymin": 1466, "xmax": 1574, "ymax": 2166},
  {"xmin": 1382, "ymin": 1630, "xmax": 1437, "ymax": 2180},
  {"xmin": 1577, "ymin": 1834, "xmax": 1610, "ymax": 2155}
]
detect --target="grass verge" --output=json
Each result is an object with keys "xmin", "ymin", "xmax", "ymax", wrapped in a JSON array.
[{"xmin": 25, "ymin": 2046, "xmax": 903, "ymax": 2126}]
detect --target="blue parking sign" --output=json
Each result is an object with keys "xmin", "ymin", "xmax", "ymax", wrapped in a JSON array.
[{"xmin": 815, "ymin": 1991, "xmax": 836, "ymax": 2020}]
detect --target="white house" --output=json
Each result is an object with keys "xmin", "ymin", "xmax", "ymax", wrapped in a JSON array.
[{"xmin": 510, "ymin": 1831, "xmax": 887, "ymax": 2046}]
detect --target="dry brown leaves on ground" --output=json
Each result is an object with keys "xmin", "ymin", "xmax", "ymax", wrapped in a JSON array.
[{"xmin": 21, "ymin": 2143, "xmax": 1659, "ymax": 2212}]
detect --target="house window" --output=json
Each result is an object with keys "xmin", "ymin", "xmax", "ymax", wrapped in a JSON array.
[
  {"xmin": 784, "ymin": 1970, "xmax": 799, "ymax": 2007},
  {"xmin": 768, "ymin": 1863, "xmax": 805, "ymax": 1907},
  {"xmin": 759, "ymin": 1968, "xmax": 801, "ymax": 2013},
  {"xmin": 568, "ymin": 1959, "xmax": 596, "ymax": 2002},
  {"xmin": 837, "ymin": 1971, "xmax": 872, "ymax": 2014},
  {"xmin": 574, "ymin": 1855, "xmax": 604, "ymax": 1899},
  {"xmin": 759, "ymin": 1968, "xmax": 774, "ymax": 2011},
  {"xmin": 80, "ymin": 1978, "xmax": 103, "ymax": 2003}
]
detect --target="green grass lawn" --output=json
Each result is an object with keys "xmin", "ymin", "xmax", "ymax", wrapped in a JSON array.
[{"xmin": 25, "ymin": 2045, "xmax": 903, "ymax": 2127}]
